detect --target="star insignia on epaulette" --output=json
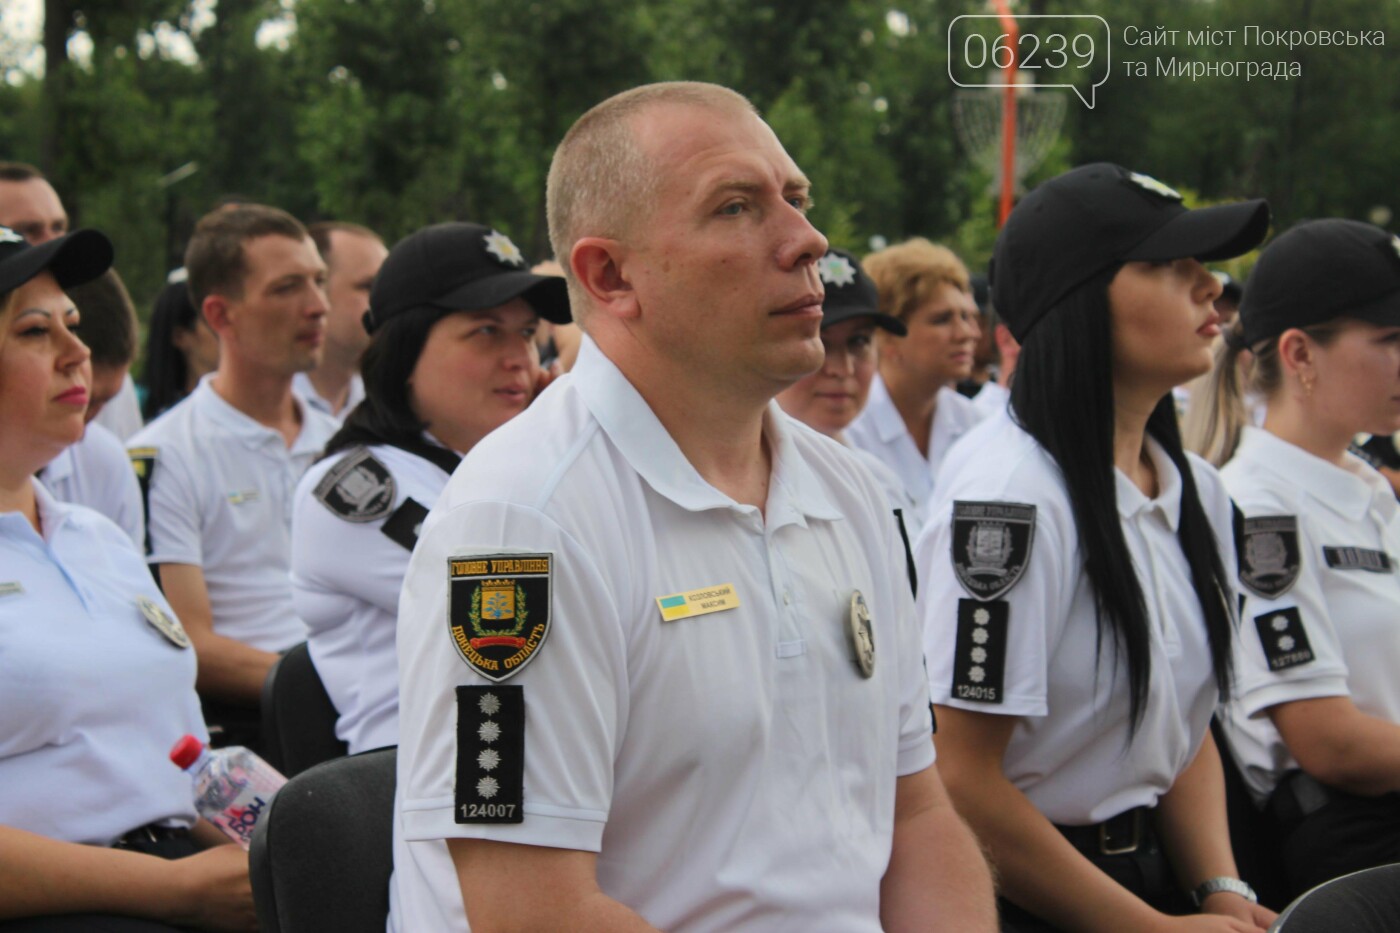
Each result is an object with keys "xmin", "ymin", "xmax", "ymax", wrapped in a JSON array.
[
  {"xmin": 1128, "ymin": 171, "xmax": 1183, "ymax": 201},
  {"xmin": 817, "ymin": 252, "xmax": 857, "ymax": 287},
  {"xmin": 483, "ymin": 230, "xmax": 526, "ymax": 267}
]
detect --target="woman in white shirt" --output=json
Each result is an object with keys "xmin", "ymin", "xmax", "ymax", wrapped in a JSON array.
[
  {"xmin": 0, "ymin": 229, "xmax": 254, "ymax": 931},
  {"xmin": 1194, "ymin": 218, "xmax": 1400, "ymax": 896},
  {"xmin": 291, "ymin": 222, "xmax": 569, "ymax": 755},
  {"xmin": 917, "ymin": 163, "xmax": 1276, "ymax": 932}
]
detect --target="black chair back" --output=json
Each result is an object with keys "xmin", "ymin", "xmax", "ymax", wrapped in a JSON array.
[
  {"xmin": 260, "ymin": 641, "xmax": 348, "ymax": 777},
  {"xmin": 1270, "ymin": 863, "xmax": 1400, "ymax": 931},
  {"xmin": 249, "ymin": 747, "xmax": 397, "ymax": 933}
]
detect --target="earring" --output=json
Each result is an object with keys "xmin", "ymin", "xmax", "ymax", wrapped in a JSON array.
[{"xmin": 1301, "ymin": 372, "xmax": 1316, "ymax": 397}]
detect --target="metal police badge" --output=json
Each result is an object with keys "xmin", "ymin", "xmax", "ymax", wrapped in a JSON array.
[
  {"xmin": 483, "ymin": 230, "xmax": 526, "ymax": 267},
  {"xmin": 313, "ymin": 448, "xmax": 396, "ymax": 523},
  {"xmin": 448, "ymin": 553, "xmax": 552, "ymax": 683},
  {"xmin": 1238, "ymin": 515, "xmax": 1300, "ymax": 599},
  {"xmin": 951, "ymin": 501, "xmax": 1036, "ymax": 600},
  {"xmin": 847, "ymin": 590, "xmax": 875, "ymax": 678},
  {"xmin": 0, "ymin": 227, "xmax": 23, "ymax": 244},
  {"xmin": 136, "ymin": 595, "xmax": 190, "ymax": 649}
]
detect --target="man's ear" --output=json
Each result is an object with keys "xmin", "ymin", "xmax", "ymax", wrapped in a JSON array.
[
  {"xmin": 202, "ymin": 294, "xmax": 231, "ymax": 336},
  {"xmin": 570, "ymin": 237, "xmax": 639, "ymax": 321}
]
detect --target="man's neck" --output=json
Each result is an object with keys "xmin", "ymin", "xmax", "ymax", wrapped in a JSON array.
[
  {"xmin": 610, "ymin": 345, "xmax": 773, "ymax": 513},
  {"xmin": 305, "ymin": 352, "xmax": 358, "ymax": 415},
  {"xmin": 210, "ymin": 359, "xmax": 303, "ymax": 448}
]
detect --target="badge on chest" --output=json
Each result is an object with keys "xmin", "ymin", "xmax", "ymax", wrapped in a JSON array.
[{"xmin": 136, "ymin": 595, "xmax": 190, "ymax": 649}]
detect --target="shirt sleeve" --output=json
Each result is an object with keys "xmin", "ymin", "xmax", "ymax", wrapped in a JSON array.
[
  {"xmin": 886, "ymin": 513, "xmax": 937, "ymax": 776},
  {"xmin": 1231, "ymin": 497, "xmax": 1351, "ymax": 718},
  {"xmin": 915, "ymin": 490, "xmax": 1072, "ymax": 718},
  {"xmin": 396, "ymin": 500, "xmax": 627, "ymax": 854},
  {"xmin": 136, "ymin": 444, "xmax": 205, "ymax": 567},
  {"xmin": 290, "ymin": 473, "xmax": 410, "ymax": 621}
]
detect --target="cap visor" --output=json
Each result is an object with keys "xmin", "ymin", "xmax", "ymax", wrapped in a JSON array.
[
  {"xmin": 0, "ymin": 229, "xmax": 113, "ymax": 295},
  {"xmin": 434, "ymin": 271, "xmax": 571, "ymax": 324},
  {"xmin": 1126, "ymin": 199, "xmax": 1270, "ymax": 264},
  {"xmin": 821, "ymin": 305, "xmax": 907, "ymax": 336}
]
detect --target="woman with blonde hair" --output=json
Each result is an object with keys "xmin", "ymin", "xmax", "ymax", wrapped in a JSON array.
[{"xmin": 1199, "ymin": 218, "xmax": 1400, "ymax": 897}]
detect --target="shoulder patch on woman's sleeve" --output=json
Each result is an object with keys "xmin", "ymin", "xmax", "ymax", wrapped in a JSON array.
[
  {"xmin": 313, "ymin": 448, "xmax": 396, "ymax": 522},
  {"xmin": 1238, "ymin": 515, "xmax": 1300, "ymax": 599},
  {"xmin": 951, "ymin": 501, "xmax": 1036, "ymax": 600}
]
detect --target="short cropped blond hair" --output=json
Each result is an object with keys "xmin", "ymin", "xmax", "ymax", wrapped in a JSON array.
[
  {"xmin": 545, "ymin": 82, "xmax": 757, "ymax": 317},
  {"xmin": 862, "ymin": 238, "xmax": 971, "ymax": 324}
]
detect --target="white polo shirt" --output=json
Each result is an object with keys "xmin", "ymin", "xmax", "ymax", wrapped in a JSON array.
[
  {"xmin": 0, "ymin": 481, "xmax": 204, "ymax": 846},
  {"xmin": 1219, "ymin": 427, "xmax": 1400, "ymax": 802},
  {"xmin": 93, "ymin": 373, "xmax": 144, "ymax": 441},
  {"xmin": 915, "ymin": 411, "xmax": 1233, "ymax": 825},
  {"xmin": 128, "ymin": 377, "xmax": 337, "ymax": 652},
  {"xmin": 292, "ymin": 443, "xmax": 453, "ymax": 754},
  {"xmin": 39, "ymin": 421, "xmax": 144, "ymax": 549},
  {"xmin": 846, "ymin": 376, "xmax": 985, "ymax": 528},
  {"xmin": 971, "ymin": 380, "xmax": 1010, "ymax": 420},
  {"xmin": 390, "ymin": 337, "xmax": 936, "ymax": 933},
  {"xmin": 293, "ymin": 371, "xmax": 365, "ymax": 424}
]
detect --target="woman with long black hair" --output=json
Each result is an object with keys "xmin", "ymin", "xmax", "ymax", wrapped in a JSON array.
[{"xmin": 916, "ymin": 164, "xmax": 1275, "ymax": 932}]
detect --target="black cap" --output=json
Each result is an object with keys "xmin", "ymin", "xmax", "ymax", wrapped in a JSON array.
[
  {"xmin": 990, "ymin": 163, "xmax": 1270, "ymax": 342},
  {"xmin": 364, "ymin": 222, "xmax": 570, "ymax": 334},
  {"xmin": 1240, "ymin": 219, "xmax": 1400, "ymax": 346},
  {"xmin": 816, "ymin": 248, "xmax": 906, "ymax": 335},
  {"xmin": 0, "ymin": 226, "xmax": 114, "ymax": 295},
  {"xmin": 1212, "ymin": 271, "xmax": 1242, "ymax": 304}
]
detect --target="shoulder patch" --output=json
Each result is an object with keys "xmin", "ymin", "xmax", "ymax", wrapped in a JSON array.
[
  {"xmin": 455, "ymin": 685, "xmax": 524, "ymax": 823},
  {"xmin": 951, "ymin": 501, "xmax": 1036, "ymax": 600},
  {"xmin": 1239, "ymin": 515, "xmax": 1301, "ymax": 599},
  {"xmin": 128, "ymin": 447, "xmax": 158, "ymax": 556},
  {"xmin": 313, "ymin": 449, "xmax": 396, "ymax": 523},
  {"xmin": 1252, "ymin": 607, "xmax": 1314, "ymax": 671},
  {"xmin": 1322, "ymin": 546, "xmax": 1394, "ymax": 574},
  {"xmin": 381, "ymin": 498, "xmax": 429, "ymax": 552},
  {"xmin": 951, "ymin": 598, "xmax": 1008, "ymax": 703},
  {"xmin": 448, "ymin": 553, "xmax": 552, "ymax": 683}
]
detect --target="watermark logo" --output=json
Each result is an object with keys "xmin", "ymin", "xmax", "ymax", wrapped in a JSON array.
[{"xmin": 948, "ymin": 15, "xmax": 1111, "ymax": 109}]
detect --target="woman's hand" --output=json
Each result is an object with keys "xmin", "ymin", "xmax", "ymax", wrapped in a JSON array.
[
  {"xmin": 1199, "ymin": 890, "xmax": 1277, "ymax": 930},
  {"xmin": 166, "ymin": 845, "xmax": 257, "ymax": 932}
]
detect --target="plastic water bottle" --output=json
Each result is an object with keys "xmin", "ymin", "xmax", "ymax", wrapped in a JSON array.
[{"xmin": 170, "ymin": 735, "xmax": 287, "ymax": 850}]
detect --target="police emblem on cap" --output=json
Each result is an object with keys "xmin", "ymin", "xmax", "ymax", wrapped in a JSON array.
[
  {"xmin": 951, "ymin": 501, "xmax": 1036, "ymax": 600},
  {"xmin": 818, "ymin": 253, "xmax": 857, "ymax": 287},
  {"xmin": 0, "ymin": 227, "xmax": 22, "ymax": 244},
  {"xmin": 483, "ymin": 230, "xmax": 526, "ymax": 268},
  {"xmin": 1128, "ymin": 171, "xmax": 1183, "ymax": 201},
  {"xmin": 1238, "ymin": 515, "xmax": 1300, "ymax": 599},
  {"xmin": 313, "ymin": 448, "xmax": 396, "ymax": 523},
  {"xmin": 448, "ymin": 553, "xmax": 552, "ymax": 683}
]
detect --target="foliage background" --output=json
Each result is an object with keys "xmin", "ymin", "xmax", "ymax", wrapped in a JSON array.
[{"xmin": 2, "ymin": 0, "xmax": 1398, "ymax": 319}]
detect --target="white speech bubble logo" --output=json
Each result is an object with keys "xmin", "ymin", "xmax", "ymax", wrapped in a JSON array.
[{"xmin": 948, "ymin": 14, "xmax": 1111, "ymax": 110}]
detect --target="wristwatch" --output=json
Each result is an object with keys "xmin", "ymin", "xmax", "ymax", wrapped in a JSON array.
[{"xmin": 1192, "ymin": 876, "xmax": 1258, "ymax": 907}]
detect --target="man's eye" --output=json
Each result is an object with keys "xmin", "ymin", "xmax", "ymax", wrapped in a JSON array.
[{"xmin": 719, "ymin": 202, "xmax": 746, "ymax": 216}]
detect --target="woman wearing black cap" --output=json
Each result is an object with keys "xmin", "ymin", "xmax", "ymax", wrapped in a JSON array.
[
  {"xmin": 290, "ymin": 222, "xmax": 570, "ymax": 756},
  {"xmin": 914, "ymin": 164, "xmax": 1276, "ymax": 931},
  {"xmin": 0, "ymin": 228, "xmax": 254, "ymax": 930},
  {"xmin": 1196, "ymin": 218, "xmax": 1400, "ymax": 897}
]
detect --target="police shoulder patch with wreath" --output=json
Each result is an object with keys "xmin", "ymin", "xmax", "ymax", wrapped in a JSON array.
[
  {"xmin": 313, "ymin": 448, "xmax": 396, "ymax": 523},
  {"xmin": 1238, "ymin": 515, "xmax": 1301, "ymax": 600},
  {"xmin": 951, "ymin": 501, "xmax": 1037, "ymax": 600},
  {"xmin": 447, "ymin": 553, "xmax": 552, "ymax": 683}
]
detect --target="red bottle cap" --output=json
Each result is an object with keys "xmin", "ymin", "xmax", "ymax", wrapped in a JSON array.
[{"xmin": 169, "ymin": 734, "xmax": 205, "ymax": 769}]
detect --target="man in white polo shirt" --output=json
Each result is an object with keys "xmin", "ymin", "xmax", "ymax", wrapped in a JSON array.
[
  {"xmin": 390, "ymin": 82, "xmax": 995, "ymax": 932},
  {"xmin": 294, "ymin": 221, "xmax": 386, "ymax": 421},
  {"xmin": 129, "ymin": 204, "xmax": 336, "ymax": 721}
]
